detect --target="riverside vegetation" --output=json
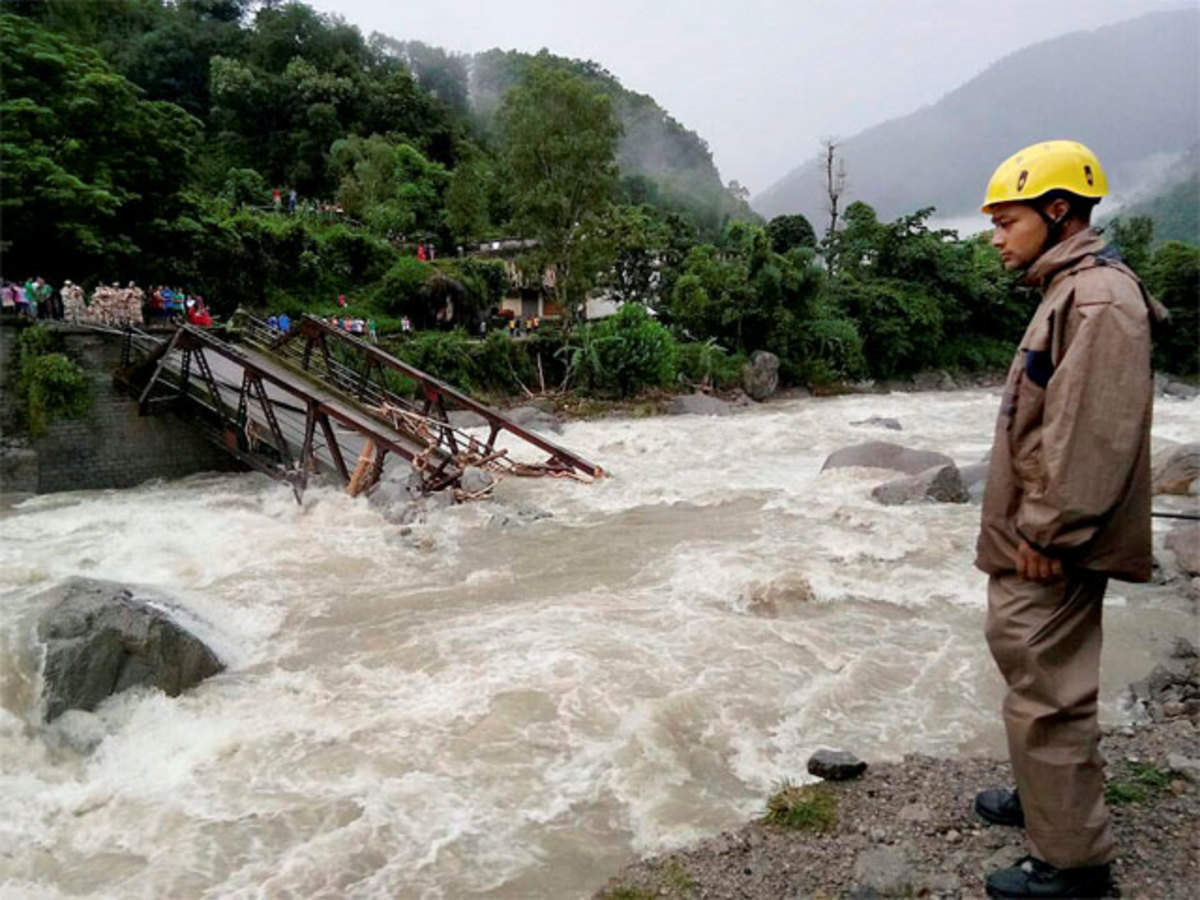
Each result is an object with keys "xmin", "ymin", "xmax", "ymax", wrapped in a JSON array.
[{"xmin": 2, "ymin": 2, "xmax": 1197, "ymax": 407}]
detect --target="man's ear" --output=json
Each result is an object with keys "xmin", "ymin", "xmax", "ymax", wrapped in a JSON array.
[{"xmin": 1043, "ymin": 196, "xmax": 1072, "ymax": 223}]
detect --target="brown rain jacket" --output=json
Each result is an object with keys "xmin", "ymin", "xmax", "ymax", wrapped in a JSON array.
[{"xmin": 976, "ymin": 229, "xmax": 1168, "ymax": 582}]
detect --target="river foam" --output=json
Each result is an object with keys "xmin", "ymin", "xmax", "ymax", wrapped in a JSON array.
[{"xmin": 1, "ymin": 389, "xmax": 1195, "ymax": 898}]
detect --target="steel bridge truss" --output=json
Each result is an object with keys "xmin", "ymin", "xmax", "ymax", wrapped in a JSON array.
[{"xmin": 126, "ymin": 315, "xmax": 602, "ymax": 501}]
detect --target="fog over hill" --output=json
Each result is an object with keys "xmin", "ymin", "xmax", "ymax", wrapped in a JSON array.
[{"xmin": 753, "ymin": 8, "xmax": 1199, "ymax": 232}]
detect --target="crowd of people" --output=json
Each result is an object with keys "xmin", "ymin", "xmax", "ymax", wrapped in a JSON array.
[{"xmin": 0, "ymin": 277, "xmax": 214, "ymax": 328}]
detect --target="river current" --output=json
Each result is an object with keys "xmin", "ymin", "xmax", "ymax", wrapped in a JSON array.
[{"xmin": 1, "ymin": 389, "xmax": 1196, "ymax": 898}]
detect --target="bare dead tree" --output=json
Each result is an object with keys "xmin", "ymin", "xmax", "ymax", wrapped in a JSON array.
[{"xmin": 822, "ymin": 137, "xmax": 847, "ymax": 243}]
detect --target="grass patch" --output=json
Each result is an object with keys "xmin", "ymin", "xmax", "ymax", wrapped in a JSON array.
[
  {"xmin": 1105, "ymin": 761, "xmax": 1173, "ymax": 806},
  {"xmin": 762, "ymin": 780, "xmax": 838, "ymax": 832},
  {"xmin": 596, "ymin": 888, "xmax": 655, "ymax": 900},
  {"xmin": 662, "ymin": 857, "xmax": 694, "ymax": 894}
]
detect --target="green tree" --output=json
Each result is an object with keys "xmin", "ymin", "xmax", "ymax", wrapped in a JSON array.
[
  {"xmin": 1147, "ymin": 241, "xmax": 1200, "ymax": 374},
  {"xmin": 767, "ymin": 214, "xmax": 817, "ymax": 254},
  {"xmin": 329, "ymin": 135, "xmax": 448, "ymax": 237},
  {"xmin": 1108, "ymin": 215, "xmax": 1155, "ymax": 277},
  {"xmin": 594, "ymin": 204, "xmax": 672, "ymax": 307},
  {"xmin": 500, "ymin": 57, "xmax": 622, "ymax": 320},
  {"xmin": 0, "ymin": 13, "xmax": 198, "ymax": 282}
]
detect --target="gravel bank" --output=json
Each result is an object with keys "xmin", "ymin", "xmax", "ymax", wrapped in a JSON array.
[{"xmin": 595, "ymin": 674, "xmax": 1200, "ymax": 899}]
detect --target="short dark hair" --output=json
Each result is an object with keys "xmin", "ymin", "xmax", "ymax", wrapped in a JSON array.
[{"xmin": 1039, "ymin": 189, "xmax": 1097, "ymax": 224}]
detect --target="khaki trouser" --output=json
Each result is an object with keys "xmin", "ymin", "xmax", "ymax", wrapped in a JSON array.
[{"xmin": 985, "ymin": 571, "xmax": 1115, "ymax": 868}]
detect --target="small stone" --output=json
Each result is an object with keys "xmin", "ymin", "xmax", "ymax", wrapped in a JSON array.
[
  {"xmin": 1166, "ymin": 752, "xmax": 1200, "ymax": 783},
  {"xmin": 898, "ymin": 802, "xmax": 933, "ymax": 823},
  {"xmin": 1163, "ymin": 701, "xmax": 1186, "ymax": 717},
  {"xmin": 853, "ymin": 846, "xmax": 914, "ymax": 895},
  {"xmin": 944, "ymin": 829, "xmax": 962, "ymax": 843},
  {"xmin": 807, "ymin": 748, "xmax": 868, "ymax": 781},
  {"xmin": 1170, "ymin": 779, "xmax": 1188, "ymax": 795}
]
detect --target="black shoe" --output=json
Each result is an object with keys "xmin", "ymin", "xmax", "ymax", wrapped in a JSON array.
[
  {"xmin": 975, "ymin": 787, "xmax": 1025, "ymax": 827},
  {"xmin": 986, "ymin": 855, "xmax": 1111, "ymax": 898}
]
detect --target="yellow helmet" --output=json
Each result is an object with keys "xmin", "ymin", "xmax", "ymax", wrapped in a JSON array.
[{"xmin": 981, "ymin": 140, "xmax": 1107, "ymax": 213}]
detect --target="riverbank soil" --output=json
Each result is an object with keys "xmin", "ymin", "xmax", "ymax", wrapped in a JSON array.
[{"xmin": 594, "ymin": 715, "xmax": 1199, "ymax": 899}]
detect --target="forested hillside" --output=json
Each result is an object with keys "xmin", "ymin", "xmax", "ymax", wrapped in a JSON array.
[{"xmin": 2, "ymin": 0, "xmax": 1195, "ymax": 397}]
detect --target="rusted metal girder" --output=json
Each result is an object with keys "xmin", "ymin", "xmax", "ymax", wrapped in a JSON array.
[
  {"xmin": 272, "ymin": 314, "xmax": 604, "ymax": 481},
  {"xmin": 134, "ymin": 325, "xmax": 460, "ymax": 498}
]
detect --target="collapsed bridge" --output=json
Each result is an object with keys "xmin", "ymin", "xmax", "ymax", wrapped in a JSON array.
[{"xmin": 117, "ymin": 314, "xmax": 602, "ymax": 500}]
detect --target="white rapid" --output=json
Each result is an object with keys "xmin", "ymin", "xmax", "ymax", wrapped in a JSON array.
[{"xmin": 0, "ymin": 389, "xmax": 1195, "ymax": 899}]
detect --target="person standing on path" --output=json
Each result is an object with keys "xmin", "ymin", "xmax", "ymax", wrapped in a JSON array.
[{"xmin": 972, "ymin": 141, "xmax": 1167, "ymax": 899}]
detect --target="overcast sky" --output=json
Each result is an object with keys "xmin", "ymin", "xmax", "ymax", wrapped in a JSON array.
[{"xmin": 307, "ymin": 0, "xmax": 1175, "ymax": 195}]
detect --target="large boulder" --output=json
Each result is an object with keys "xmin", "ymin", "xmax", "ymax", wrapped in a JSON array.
[
  {"xmin": 35, "ymin": 578, "xmax": 224, "ymax": 722},
  {"xmin": 741, "ymin": 350, "xmax": 780, "ymax": 401},
  {"xmin": 912, "ymin": 369, "xmax": 957, "ymax": 392},
  {"xmin": 871, "ymin": 463, "xmax": 970, "ymax": 506},
  {"xmin": 1166, "ymin": 524, "xmax": 1200, "ymax": 577},
  {"xmin": 667, "ymin": 392, "xmax": 735, "ymax": 416},
  {"xmin": 821, "ymin": 441, "xmax": 954, "ymax": 475},
  {"xmin": 1152, "ymin": 443, "xmax": 1200, "ymax": 495}
]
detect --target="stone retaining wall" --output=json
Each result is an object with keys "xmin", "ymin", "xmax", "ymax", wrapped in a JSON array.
[{"xmin": 0, "ymin": 321, "xmax": 240, "ymax": 494}]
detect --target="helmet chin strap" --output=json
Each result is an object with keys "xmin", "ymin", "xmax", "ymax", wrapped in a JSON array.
[{"xmin": 1029, "ymin": 206, "xmax": 1069, "ymax": 264}]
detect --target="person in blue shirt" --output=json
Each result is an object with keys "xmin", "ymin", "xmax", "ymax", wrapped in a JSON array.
[
  {"xmin": 278, "ymin": 312, "xmax": 290, "ymax": 332},
  {"xmin": 267, "ymin": 314, "xmax": 279, "ymax": 331}
]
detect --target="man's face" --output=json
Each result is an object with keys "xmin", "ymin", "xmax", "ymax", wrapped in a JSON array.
[{"xmin": 989, "ymin": 203, "xmax": 1046, "ymax": 270}]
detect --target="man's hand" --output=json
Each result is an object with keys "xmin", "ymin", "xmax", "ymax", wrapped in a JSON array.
[{"xmin": 1016, "ymin": 539, "xmax": 1063, "ymax": 582}]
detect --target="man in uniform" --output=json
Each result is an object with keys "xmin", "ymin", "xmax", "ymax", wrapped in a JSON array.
[{"xmin": 973, "ymin": 141, "xmax": 1166, "ymax": 898}]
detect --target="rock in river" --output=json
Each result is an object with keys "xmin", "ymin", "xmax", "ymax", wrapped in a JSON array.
[
  {"xmin": 822, "ymin": 441, "xmax": 954, "ymax": 475},
  {"xmin": 35, "ymin": 577, "xmax": 224, "ymax": 721}
]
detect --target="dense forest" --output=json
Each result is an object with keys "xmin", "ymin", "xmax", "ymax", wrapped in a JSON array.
[{"xmin": 2, "ymin": 0, "xmax": 1196, "ymax": 402}]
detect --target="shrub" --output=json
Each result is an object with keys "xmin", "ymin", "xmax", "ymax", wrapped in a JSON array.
[
  {"xmin": 561, "ymin": 304, "xmax": 677, "ymax": 397},
  {"xmin": 675, "ymin": 338, "xmax": 742, "ymax": 389},
  {"xmin": 473, "ymin": 329, "xmax": 535, "ymax": 394},
  {"xmin": 762, "ymin": 781, "xmax": 837, "ymax": 832},
  {"xmin": 394, "ymin": 329, "xmax": 476, "ymax": 391},
  {"xmin": 373, "ymin": 257, "xmax": 432, "ymax": 318},
  {"xmin": 17, "ymin": 326, "xmax": 91, "ymax": 437}
]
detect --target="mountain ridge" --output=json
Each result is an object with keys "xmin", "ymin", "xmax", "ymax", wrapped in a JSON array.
[{"xmin": 753, "ymin": 8, "xmax": 1199, "ymax": 227}]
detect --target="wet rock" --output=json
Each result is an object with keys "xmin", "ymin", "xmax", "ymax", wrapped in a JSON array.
[
  {"xmin": 1164, "ymin": 380, "xmax": 1199, "ymax": 399},
  {"xmin": 1164, "ymin": 524, "xmax": 1200, "ymax": 576},
  {"xmin": 808, "ymin": 748, "xmax": 868, "ymax": 781},
  {"xmin": 459, "ymin": 466, "xmax": 496, "ymax": 496},
  {"xmin": 506, "ymin": 405, "xmax": 563, "ymax": 434},
  {"xmin": 912, "ymin": 370, "xmax": 957, "ymax": 392},
  {"xmin": 668, "ymin": 392, "xmax": 735, "ymax": 416},
  {"xmin": 851, "ymin": 416, "xmax": 903, "ymax": 431},
  {"xmin": 35, "ymin": 577, "xmax": 224, "ymax": 722},
  {"xmin": 1152, "ymin": 443, "xmax": 1200, "ymax": 495},
  {"xmin": 742, "ymin": 350, "xmax": 780, "ymax": 401},
  {"xmin": 1170, "ymin": 637, "xmax": 1198, "ymax": 660},
  {"xmin": 871, "ymin": 464, "xmax": 969, "ymax": 506},
  {"xmin": 853, "ymin": 845, "xmax": 914, "ymax": 895},
  {"xmin": 822, "ymin": 441, "xmax": 954, "ymax": 476},
  {"xmin": 0, "ymin": 444, "xmax": 38, "ymax": 494}
]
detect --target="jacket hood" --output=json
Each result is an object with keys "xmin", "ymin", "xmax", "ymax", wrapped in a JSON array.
[{"xmin": 1023, "ymin": 229, "xmax": 1108, "ymax": 288}]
